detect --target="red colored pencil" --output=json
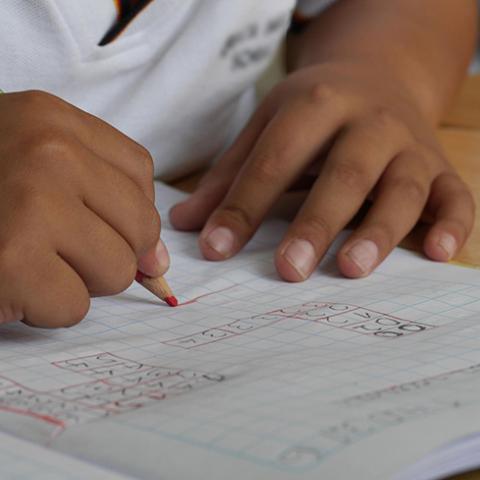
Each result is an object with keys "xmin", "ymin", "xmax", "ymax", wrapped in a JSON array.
[{"xmin": 135, "ymin": 271, "xmax": 178, "ymax": 307}]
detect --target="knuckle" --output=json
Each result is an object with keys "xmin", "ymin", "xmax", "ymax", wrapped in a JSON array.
[
  {"xmin": 135, "ymin": 202, "xmax": 161, "ymax": 250},
  {"xmin": 134, "ymin": 143, "xmax": 155, "ymax": 180},
  {"xmin": 20, "ymin": 127, "xmax": 77, "ymax": 172},
  {"xmin": 310, "ymin": 83, "xmax": 337, "ymax": 105},
  {"xmin": 414, "ymin": 143, "xmax": 437, "ymax": 158},
  {"xmin": 109, "ymin": 256, "xmax": 137, "ymax": 295},
  {"xmin": 382, "ymin": 226, "xmax": 396, "ymax": 249},
  {"xmin": 19, "ymin": 91, "xmax": 69, "ymax": 119},
  {"xmin": 0, "ymin": 245, "xmax": 24, "ymax": 282},
  {"xmin": 218, "ymin": 204, "xmax": 256, "ymax": 231},
  {"xmin": 371, "ymin": 222, "xmax": 396, "ymax": 249},
  {"xmin": 299, "ymin": 214, "xmax": 332, "ymax": 242},
  {"xmin": 437, "ymin": 173, "xmax": 476, "ymax": 211},
  {"xmin": 328, "ymin": 161, "xmax": 371, "ymax": 193},
  {"xmin": 412, "ymin": 144, "xmax": 439, "ymax": 167},
  {"xmin": 453, "ymin": 177, "xmax": 476, "ymax": 220},
  {"xmin": 249, "ymin": 153, "xmax": 281, "ymax": 187},
  {"xmin": 392, "ymin": 176, "xmax": 428, "ymax": 203},
  {"xmin": 370, "ymin": 107, "xmax": 396, "ymax": 127},
  {"xmin": 452, "ymin": 174, "xmax": 474, "ymax": 199},
  {"xmin": 8, "ymin": 181, "xmax": 54, "ymax": 222},
  {"xmin": 142, "ymin": 206, "xmax": 161, "ymax": 248},
  {"xmin": 129, "ymin": 201, "xmax": 161, "ymax": 255},
  {"xmin": 61, "ymin": 295, "xmax": 90, "ymax": 328},
  {"xmin": 368, "ymin": 107, "xmax": 405, "ymax": 136},
  {"xmin": 20, "ymin": 90, "xmax": 57, "ymax": 109},
  {"xmin": 0, "ymin": 304, "xmax": 22, "ymax": 324},
  {"xmin": 127, "ymin": 202, "xmax": 161, "ymax": 254}
]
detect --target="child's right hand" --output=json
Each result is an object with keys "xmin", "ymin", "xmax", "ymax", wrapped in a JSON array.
[{"xmin": 0, "ymin": 91, "xmax": 168, "ymax": 328}]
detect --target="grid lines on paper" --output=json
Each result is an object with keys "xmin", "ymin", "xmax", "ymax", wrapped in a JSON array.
[{"xmin": 1, "ymin": 223, "xmax": 480, "ymax": 475}]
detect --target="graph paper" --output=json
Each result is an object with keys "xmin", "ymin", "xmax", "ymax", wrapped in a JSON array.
[
  {"xmin": 0, "ymin": 183, "xmax": 480, "ymax": 479},
  {"xmin": 0, "ymin": 430, "xmax": 130, "ymax": 479}
]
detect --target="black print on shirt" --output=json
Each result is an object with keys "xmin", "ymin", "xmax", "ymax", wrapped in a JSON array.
[{"xmin": 220, "ymin": 13, "xmax": 290, "ymax": 70}]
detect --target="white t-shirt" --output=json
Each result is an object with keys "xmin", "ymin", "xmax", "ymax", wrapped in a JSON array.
[{"xmin": 2, "ymin": 0, "xmax": 335, "ymax": 180}]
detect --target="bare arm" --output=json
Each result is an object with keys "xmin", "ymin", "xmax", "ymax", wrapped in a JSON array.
[{"xmin": 287, "ymin": 0, "xmax": 477, "ymax": 123}]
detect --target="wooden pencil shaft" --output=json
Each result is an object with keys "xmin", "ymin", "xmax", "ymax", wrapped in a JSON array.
[{"xmin": 138, "ymin": 275, "xmax": 172, "ymax": 300}]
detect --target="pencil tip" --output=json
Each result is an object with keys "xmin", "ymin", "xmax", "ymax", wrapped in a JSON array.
[{"xmin": 165, "ymin": 296, "xmax": 178, "ymax": 307}]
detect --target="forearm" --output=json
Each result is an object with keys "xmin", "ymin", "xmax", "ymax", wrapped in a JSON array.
[{"xmin": 286, "ymin": 0, "xmax": 477, "ymax": 123}]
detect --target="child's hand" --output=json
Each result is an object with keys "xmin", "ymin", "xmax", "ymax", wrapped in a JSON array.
[
  {"xmin": 0, "ymin": 91, "xmax": 167, "ymax": 327},
  {"xmin": 170, "ymin": 63, "xmax": 474, "ymax": 281}
]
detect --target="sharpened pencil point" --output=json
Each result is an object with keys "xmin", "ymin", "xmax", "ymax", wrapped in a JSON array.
[
  {"xmin": 165, "ymin": 296, "xmax": 178, "ymax": 307},
  {"xmin": 135, "ymin": 270, "xmax": 176, "ymax": 306}
]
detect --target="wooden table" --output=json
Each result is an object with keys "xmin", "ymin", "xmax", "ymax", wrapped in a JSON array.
[{"xmin": 174, "ymin": 75, "xmax": 480, "ymax": 480}]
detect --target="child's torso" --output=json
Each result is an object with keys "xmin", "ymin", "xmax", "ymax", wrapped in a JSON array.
[{"xmin": 1, "ymin": 0, "xmax": 330, "ymax": 179}]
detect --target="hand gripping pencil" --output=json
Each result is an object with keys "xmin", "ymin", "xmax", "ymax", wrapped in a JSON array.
[
  {"xmin": 0, "ymin": 89, "xmax": 177, "ymax": 307},
  {"xmin": 135, "ymin": 271, "xmax": 178, "ymax": 307}
]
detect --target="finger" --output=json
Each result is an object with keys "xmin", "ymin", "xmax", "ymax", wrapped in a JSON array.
[
  {"xmin": 199, "ymin": 95, "xmax": 348, "ymax": 261},
  {"xmin": 38, "ymin": 136, "xmax": 166, "ymax": 277},
  {"xmin": 79, "ymin": 150, "xmax": 164, "ymax": 273},
  {"xmin": 170, "ymin": 99, "xmax": 273, "ymax": 231},
  {"xmin": 137, "ymin": 238, "xmax": 170, "ymax": 278},
  {"xmin": 27, "ymin": 256, "xmax": 91, "ymax": 328},
  {"xmin": 0, "ymin": 304, "xmax": 23, "ymax": 325},
  {"xmin": 76, "ymin": 109, "xmax": 156, "ymax": 201},
  {"xmin": 0, "ymin": 249, "xmax": 90, "ymax": 328},
  {"xmin": 423, "ymin": 173, "xmax": 475, "ymax": 261},
  {"xmin": 53, "ymin": 200, "xmax": 138, "ymax": 296},
  {"xmin": 275, "ymin": 116, "xmax": 409, "ymax": 281},
  {"xmin": 10, "ymin": 91, "xmax": 156, "ymax": 201},
  {"xmin": 337, "ymin": 151, "xmax": 432, "ymax": 278}
]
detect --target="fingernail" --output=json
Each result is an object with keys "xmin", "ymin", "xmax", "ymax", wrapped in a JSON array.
[
  {"xmin": 438, "ymin": 233, "xmax": 457, "ymax": 260},
  {"xmin": 204, "ymin": 227, "xmax": 235, "ymax": 257},
  {"xmin": 283, "ymin": 239, "xmax": 316, "ymax": 279},
  {"xmin": 154, "ymin": 239, "xmax": 170, "ymax": 270},
  {"xmin": 138, "ymin": 239, "xmax": 170, "ymax": 277},
  {"xmin": 346, "ymin": 240, "xmax": 378, "ymax": 275}
]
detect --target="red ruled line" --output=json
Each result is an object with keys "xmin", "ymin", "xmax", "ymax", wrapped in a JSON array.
[
  {"xmin": 0, "ymin": 405, "xmax": 65, "ymax": 428},
  {"xmin": 178, "ymin": 285, "xmax": 238, "ymax": 306}
]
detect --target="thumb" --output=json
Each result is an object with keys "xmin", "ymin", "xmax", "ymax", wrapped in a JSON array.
[{"xmin": 137, "ymin": 238, "xmax": 170, "ymax": 277}]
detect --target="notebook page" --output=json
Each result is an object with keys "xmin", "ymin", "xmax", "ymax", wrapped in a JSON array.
[
  {"xmin": 393, "ymin": 433, "xmax": 480, "ymax": 480},
  {"xmin": 0, "ymin": 182, "xmax": 479, "ymax": 479},
  {"xmin": 0, "ymin": 430, "xmax": 131, "ymax": 479}
]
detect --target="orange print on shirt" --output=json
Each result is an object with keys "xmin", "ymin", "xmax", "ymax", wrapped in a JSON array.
[{"xmin": 99, "ymin": 0, "xmax": 154, "ymax": 46}]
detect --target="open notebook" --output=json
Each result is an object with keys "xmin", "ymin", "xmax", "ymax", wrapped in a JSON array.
[{"xmin": 0, "ymin": 182, "xmax": 480, "ymax": 480}]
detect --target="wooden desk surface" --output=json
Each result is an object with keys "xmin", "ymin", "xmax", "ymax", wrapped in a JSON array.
[
  {"xmin": 437, "ymin": 128, "xmax": 480, "ymax": 266},
  {"xmin": 433, "ymin": 74, "xmax": 480, "ymax": 268},
  {"xmin": 444, "ymin": 75, "xmax": 480, "ymax": 129},
  {"xmin": 174, "ymin": 75, "xmax": 480, "ymax": 480}
]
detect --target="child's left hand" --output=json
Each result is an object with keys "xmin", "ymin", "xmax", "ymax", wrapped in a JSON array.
[{"xmin": 170, "ymin": 62, "xmax": 475, "ymax": 281}]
